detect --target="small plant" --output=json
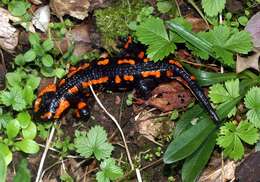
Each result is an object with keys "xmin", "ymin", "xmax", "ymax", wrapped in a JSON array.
[
  {"xmin": 74, "ymin": 125, "xmax": 123, "ymax": 181},
  {"xmin": 217, "ymin": 120, "xmax": 259, "ymax": 160}
]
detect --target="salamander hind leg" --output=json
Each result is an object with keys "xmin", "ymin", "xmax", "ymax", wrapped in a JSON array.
[{"xmin": 135, "ymin": 78, "xmax": 158, "ymax": 100}]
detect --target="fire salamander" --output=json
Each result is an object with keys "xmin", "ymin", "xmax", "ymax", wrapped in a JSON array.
[{"xmin": 33, "ymin": 37, "xmax": 220, "ymax": 125}]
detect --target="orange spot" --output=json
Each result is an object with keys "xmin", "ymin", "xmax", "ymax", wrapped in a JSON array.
[
  {"xmin": 68, "ymin": 63, "xmax": 90, "ymax": 77},
  {"xmin": 97, "ymin": 59, "xmax": 109, "ymax": 65},
  {"xmin": 169, "ymin": 60, "xmax": 183, "ymax": 68},
  {"xmin": 124, "ymin": 36, "xmax": 132, "ymax": 49},
  {"xmin": 69, "ymin": 66, "xmax": 77, "ymax": 72},
  {"xmin": 143, "ymin": 58, "xmax": 149, "ymax": 63},
  {"xmin": 77, "ymin": 101, "xmax": 87, "ymax": 109},
  {"xmin": 118, "ymin": 59, "xmax": 135, "ymax": 65},
  {"xmin": 41, "ymin": 112, "xmax": 52, "ymax": 120},
  {"xmin": 166, "ymin": 70, "xmax": 174, "ymax": 77},
  {"xmin": 141, "ymin": 71, "xmax": 161, "ymax": 78},
  {"xmin": 68, "ymin": 86, "xmax": 79, "ymax": 94},
  {"xmin": 58, "ymin": 79, "xmax": 66, "ymax": 86},
  {"xmin": 34, "ymin": 98, "xmax": 42, "ymax": 112},
  {"xmin": 138, "ymin": 51, "xmax": 145, "ymax": 59},
  {"xmin": 191, "ymin": 75, "xmax": 196, "ymax": 80},
  {"xmin": 82, "ymin": 77, "xmax": 109, "ymax": 88},
  {"xmin": 54, "ymin": 99, "xmax": 70, "ymax": 119},
  {"xmin": 38, "ymin": 84, "xmax": 56, "ymax": 97},
  {"xmin": 123, "ymin": 75, "xmax": 134, "ymax": 81},
  {"xmin": 115, "ymin": 75, "xmax": 121, "ymax": 84}
]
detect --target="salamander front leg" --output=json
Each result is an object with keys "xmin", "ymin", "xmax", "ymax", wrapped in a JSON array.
[
  {"xmin": 75, "ymin": 101, "xmax": 91, "ymax": 120},
  {"xmin": 135, "ymin": 78, "xmax": 158, "ymax": 100}
]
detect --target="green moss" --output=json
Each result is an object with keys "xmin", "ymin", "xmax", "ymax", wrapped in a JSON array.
[{"xmin": 94, "ymin": 0, "xmax": 146, "ymax": 50}]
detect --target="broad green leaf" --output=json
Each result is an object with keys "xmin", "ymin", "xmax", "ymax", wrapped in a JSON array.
[
  {"xmin": 136, "ymin": 17, "xmax": 176, "ymax": 61},
  {"xmin": 54, "ymin": 68, "xmax": 66, "ymax": 79},
  {"xmin": 163, "ymin": 117, "xmax": 215, "ymax": 163},
  {"xmin": 202, "ymin": 0, "xmax": 226, "ymax": 17},
  {"xmin": 42, "ymin": 39, "xmax": 54, "ymax": 52},
  {"xmin": 182, "ymin": 131, "xmax": 217, "ymax": 182},
  {"xmin": 0, "ymin": 153, "xmax": 7, "ymax": 182},
  {"xmin": 15, "ymin": 139, "xmax": 39, "ymax": 154},
  {"xmin": 15, "ymin": 54, "xmax": 26, "ymax": 66},
  {"xmin": 96, "ymin": 158, "xmax": 123, "ymax": 182},
  {"xmin": 6, "ymin": 119, "xmax": 20, "ymax": 138},
  {"xmin": 0, "ymin": 143, "xmax": 12, "ymax": 165},
  {"xmin": 23, "ymin": 85, "xmax": 35, "ymax": 105},
  {"xmin": 17, "ymin": 111, "xmax": 31, "ymax": 129},
  {"xmin": 28, "ymin": 33, "xmax": 40, "ymax": 46},
  {"xmin": 244, "ymin": 87, "xmax": 260, "ymax": 128},
  {"xmin": 13, "ymin": 159, "xmax": 31, "ymax": 182},
  {"xmin": 41, "ymin": 54, "xmax": 54, "ymax": 67},
  {"xmin": 157, "ymin": 1, "xmax": 173, "ymax": 13},
  {"xmin": 24, "ymin": 50, "xmax": 36, "ymax": 62},
  {"xmin": 0, "ymin": 87, "xmax": 27, "ymax": 111},
  {"xmin": 8, "ymin": 1, "xmax": 30, "ymax": 16},
  {"xmin": 6, "ymin": 72, "xmax": 22, "ymax": 87},
  {"xmin": 74, "ymin": 126, "xmax": 114, "ymax": 160},
  {"xmin": 26, "ymin": 74, "xmax": 41, "ymax": 90},
  {"xmin": 22, "ymin": 122, "xmax": 37, "ymax": 139}
]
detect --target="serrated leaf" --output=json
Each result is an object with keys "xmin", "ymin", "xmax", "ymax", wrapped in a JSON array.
[
  {"xmin": 0, "ymin": 87, "xmax": 26, "ymax": 111},
  {"xmin": 208, "ymin": 84, "xmax": 230, "ymax": 104},
  {"xmin": 236, "ymin": 121, "xmax": 259, "ymax": 144},
  {"xmin": 26, "ymin": 75, "xmax": 41, "ymax": 90},
  {"xmin": 96, "ymin": 158, "xmax": 123, "ymax": 182},
  {"xmin": 13, "ymin": 159, "xmax": 31, "ymax": 182},
  {"xmin": 74, "ymin": 126, "xmax": 114, "ymax": 160},
  {"xmin": 136, "ymin": 17, "xmax": 176, "ymax": 61},
  {"xmin": 244, "ymin": 87, "xmax": 260, "ymax": 128},
  {"xmin": 15, "ymin": 139, "xmax": 39, "ymax": 154},
  {"xmin": 202, "ymin": 0, "xmax": 226, "ymax": 17},
  {"xmin": 6, "ymin": 72, "xmax": 22, "ymax": 87},
  {"xmin": 157, "ymin": 1, "xmax": 173, "ymax": 13}
]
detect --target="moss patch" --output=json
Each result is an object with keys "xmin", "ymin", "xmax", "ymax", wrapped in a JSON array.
[{"xmin": 94, "ymin": 0, "xmax": 147, "ymax": 50}]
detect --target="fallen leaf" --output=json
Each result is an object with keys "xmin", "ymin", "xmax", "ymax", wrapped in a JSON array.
[
  {"xmin": 236, "ymin": 51, "xmax": 260, "ymax": 73},
  {"xmin": 185, "ymin": 15, "xmax": 209, "ymax": 32},
  {"xmin": 0, "ymin": 8, "xmax": 19, "ymax": 52},
  {"xmin": 50, "ymin": 0, "xmax": 90, "ymax": 20},
  {"xmin": 147, "ymin": 81, "xmax": 193, "ymax": 112},
  {"xmin": 235, "ymin": 151, "xmax": 260, "ymax": 182},
  {"xmin": 29, "ymin": 0, "xmax": 42, "ymax": 5},
  {"xmin": 245, "ymin": 12, "xmax": 260, "ymax": 48},
  {"xmin": 32, "ymin": 5, "xmax": 50, "ymax": 32}
]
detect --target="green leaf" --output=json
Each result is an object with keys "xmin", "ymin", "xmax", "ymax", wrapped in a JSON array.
[
  {"xmin": 42, "ymin": 39, "xmax": 54, "ymax": 52},
  {"xmin": 157, "ymin": 1, "xmax": 173, "ymax": 13},
  {"xmin": 217, "ymin": 121, "xmax": 259, "ymax": 160},
  {"xmin": 6, "ymin": 119, "xmax": 20, "ymax": 139},
  {"xmin": 41, "ymin": 54, "xmax": 54, "ymax": 67},
  {"xmin": 0, "ymin": 87, "xmax": 27, "ymax": 111},
  {"xmin": 26, "ymin": 74, "xmax": 41, "ymax": 90},
  {"xmin": 202, "ymin": 0, "xmax": 226, "ymax": 17},
  {"xmin": 136, "ymin": 17, "xmax": 176, "ymax": 61},
  {"xmin": 15, "ymin": 54, "xmax": 26, "ymax": 66},
  {"xmin": 0, "ymin": 143, "xmax": 12, "ymax": 165},
  {"xmin": 13, "ymin": 159, "xmax": 31, "ymax": 182},
  {"xmin": 54, "ymin": 68, "xmax": 66, "ymax": 79},
  {"xmin": 22, "ymin": 122, "xmax": 37, "ymax": 139},
  {"xmin": 244, "ymin": 87, "xmax": 260, "ymax": 128},
  {"xmin": 24, "ymin": 49, "xmax": 36, "ymax": 62},
  {"xmin": 163, "ymin": 118, "xmax": 215, "ymax": 163},
  {"xmin": 23, "ymin": 85, "xmax": 35, "ymax": 105},
  {"xmin": 0, "ymin": 152, "xmax": 7, "ymax": 182},
  {"xmin": 182, "ymin": 131, "xmax": 217, "ymax": 182},
  {"xmin": 28, "ymin": 33, "xmax": 40, "ymax": 46},
  {"xmin": 74, "ymin": 126, "xmax": 114, "ymax": 160},
  {"xmin": 6, "ymin": 72, "xmax": 22, "ymax": 87},
  {"xmin": 96, "ymin": 158, "xmax": 123, "ymax": 182},
  {"xmin": 14, "ymin": 139, "xmax": 39, "ymax": 154},
  {"xmin": 17, "ymin": 111, "xmax": 31, "ymax": 129},
  {"xmin": 8, "ymin": 1, "xmax": 30, "ymax": 16}
]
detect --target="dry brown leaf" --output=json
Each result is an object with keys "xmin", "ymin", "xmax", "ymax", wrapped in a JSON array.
[
  {"xmin": 185, "ymin": 15, "xmax": 209, "ymax": 32},
  {"xmin": 50, "ymin": 0, "xmax": 90, "ymax": 20},
  {"xmin": 0, "ymin": 8, "xmax": 19, "ymax": 52},
  {"xmin": 245, "ymin": 12, "xmax": 260, "ymax": 49},
  {"xmin": 32, "ymin": 5, "xmax": 50, "ymax": 32},
  {"xmin": 236, "ymin": 51, "xmax": 260, "ymax": 73}
]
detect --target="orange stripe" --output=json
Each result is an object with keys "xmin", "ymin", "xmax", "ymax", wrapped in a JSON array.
[
  {"xmin": 58, "ymin": 79, "xmax": 66, "ymax": 86},
  {"xmin": 124, "ymin": 36, "xmax": 132, "ymax": 49},
  {"xmin": 169, "ymin": 60, "xmax": 182, "ymax": 68},
  {"xmin": 34, "ymin": 98, "xmax": 42, "ymax": 112},
  {"xmin": 123, "ymin": 75, "xmax": 134, "ymax": 81},
  {"xmin": 41, "ymin": 112, "xmax": 52, "ymax": 120},
  {"xmin": 82, "ymin": 77, "xmax": 109, "ymax": 88},
  {"xmin": 115, "ymin": 75, "xmax": 121, "ymax": 84},
  {"xmin": 54, "ymin": 99, "xmax": 70, "ymax": 118},
  {"xmin": 97, "ymin": 59, "xmax": 109, "ymax": 65},
  {"xmin": 68, "ymin": 86, "xmax": 79, "ymax": 94},
  {"xmin": 143, "ymin": 58, "xmax": 149, "ymax": 63},
  {"xmin": 141, "ymin": 71, "xmax": 161, "ymax": 78},
  {"xmin": 117, "ymin": 59, "xmax": 135, "ymax": 65},
  {"xmin": 77, "ymin": 101, "xmax": 87, "ymax": 109},
  {"xmin": 38, "ymin": 84, "xmax": 56, "ymax": 97}
]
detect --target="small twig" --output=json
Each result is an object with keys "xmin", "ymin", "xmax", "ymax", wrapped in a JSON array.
[
  {"xmin": 174, "ymin": 0, "xmax": 182, "ymax": 16},
  {"xmin": 35, "ymin": 124, "xmax": 56, "ymax": 182},
  {"xmin": 89, "ymin": 85, "xmax": 134, "ymax": 170}
]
